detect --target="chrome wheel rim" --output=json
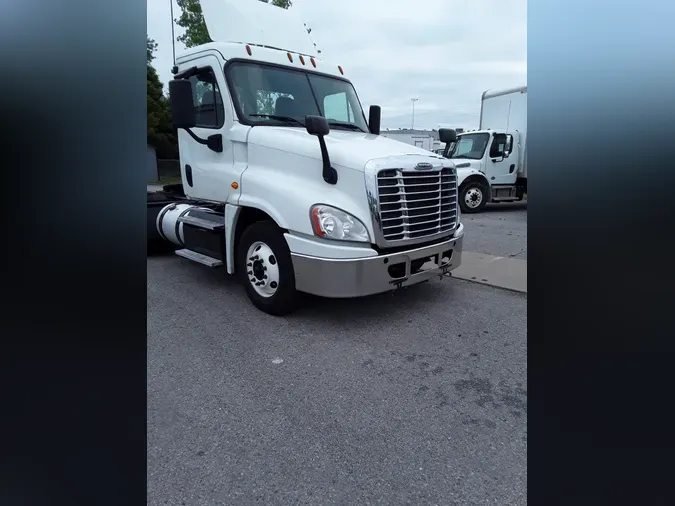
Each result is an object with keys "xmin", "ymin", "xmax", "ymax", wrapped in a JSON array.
[
  {"xmin": 245, "ymin": 241, "xmax": 280, "ymax": 297},
  {"xmin": 464, "ymin": 187, "xmax": 483, "ymax": 208}
]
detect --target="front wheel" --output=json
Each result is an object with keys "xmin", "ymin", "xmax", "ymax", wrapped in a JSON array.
[
  {"xmin": 236, "ymin": 220, "xmax": 299, "ymax": 316},
  {"xmin": 459, "ymin": 181, "xmax": 488, "ymax": 213}
]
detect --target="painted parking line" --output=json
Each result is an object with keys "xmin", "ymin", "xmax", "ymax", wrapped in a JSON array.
[{"xmin": 452, "ymin": 251, "xmax": 527, "ymax": 293}]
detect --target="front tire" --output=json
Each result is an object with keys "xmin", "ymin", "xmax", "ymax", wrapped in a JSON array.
[
  {"xmin": 459, "ymin": 180, "xmax": 488, "ymax": 213},
  {"xmin": 236, "ymin": 220, "xmax": 299, "ymax": 316}
]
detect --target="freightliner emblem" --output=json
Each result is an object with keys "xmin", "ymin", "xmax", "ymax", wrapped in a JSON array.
[{"xmin": 414, "ymin": 162, "xmax": 433, "ymax": 170}]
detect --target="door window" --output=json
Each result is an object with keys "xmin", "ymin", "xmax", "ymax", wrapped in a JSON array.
[
  {"xmin": 323, "ymin": 92, "xmax": 354, "ymax": 123},
  {"xmin": 188, "ymin": 68, "xmax": 225, "ymax": 129},
  {"xmin": 489, "ymin": 133, "xmax": 507, "ymax": 158}
]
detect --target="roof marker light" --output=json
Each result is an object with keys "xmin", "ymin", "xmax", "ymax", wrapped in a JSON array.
[
  {"xmin": 310, "ymin": 57, "xmax": 316, "ymax": 68},
  {"xmin": 287, "ymin": 52, "xmax": 293, "ymax": 62},
  {"xmin": 299, "ymin": 55, "xmax": 305, "ymax": 65},
  {"xmin": 338, "ymin": 65, "xmax": 344, "ymax": 75},
  {"xmin": 246, "ymin": 45, "xmax": 252, "ymax": 56}
]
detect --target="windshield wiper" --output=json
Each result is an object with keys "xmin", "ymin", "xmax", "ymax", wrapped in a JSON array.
[
  {"xmin": 327, "ymin": 121, "xmax": 365, "ymax": 132},
  {"xmin": 249, "ymin": 114, "xmax": 305, "ymax": 127}
]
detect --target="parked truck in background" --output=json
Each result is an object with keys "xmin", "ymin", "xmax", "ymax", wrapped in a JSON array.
[
  {"xmin": 147, "ymin": 0, "xmax": 464, "ymax": 315},
  {"xmin": 443, "ymin": 86, "xmax": 527, "ymax": 213}
]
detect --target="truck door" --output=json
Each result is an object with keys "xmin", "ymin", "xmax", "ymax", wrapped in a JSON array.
[
  {"xmin": 485, "ymin": 133, "xmax": 518, "ymax": 186},
  {"xmin": 176, "ymin": 55, "xmax": 236, "ymax": 202}
]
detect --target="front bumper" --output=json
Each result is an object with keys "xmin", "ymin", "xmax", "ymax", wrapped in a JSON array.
[{"xmin": 290, "ymin": 224, "xmax": 464, "ymax": 298}]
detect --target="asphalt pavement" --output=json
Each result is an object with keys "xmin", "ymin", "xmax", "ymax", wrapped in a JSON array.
[
  {"xmin": 147, "ymin": 250, "xmax": 527, "ymax": 505},
  {"xmin": 461, "ymin": 202, "xmax": 527, "ymax": 260}
]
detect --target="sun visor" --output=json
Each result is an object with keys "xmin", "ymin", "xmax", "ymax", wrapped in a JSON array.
[{"xmin": 199, "ymin": 0, "xmax": 317, "ymax": 56}]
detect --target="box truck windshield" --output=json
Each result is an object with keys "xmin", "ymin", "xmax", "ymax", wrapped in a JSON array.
[
  {"xmin": 449, "ymin": 132, "xmax": 490, "ymax": 160},
  {"xmin": 227, "ymin": 61, "xmax": 368, "ymax": 132}
]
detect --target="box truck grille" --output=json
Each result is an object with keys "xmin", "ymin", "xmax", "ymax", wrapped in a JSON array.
[{"xmin": 376, "ymin": 168, "xmax": 458, "ymax": 242}]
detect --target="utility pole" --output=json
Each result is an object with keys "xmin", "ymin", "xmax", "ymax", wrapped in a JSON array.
[{"xmin": 411, "ymin": 98, "xmax": 418, "ymax": 129}]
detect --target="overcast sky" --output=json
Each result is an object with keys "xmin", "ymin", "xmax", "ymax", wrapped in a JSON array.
[{"xmin": 147, "ymin": 0, "xmax": 526, "ymax": 130}]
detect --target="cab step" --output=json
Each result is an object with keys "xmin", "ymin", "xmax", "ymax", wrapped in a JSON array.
[
  {"xmin": 177, "ymin": 214, "xmax": 224, "ymax": 231},
  {"xmin": 175, "ymin": 248, "xmax": 223, "ymax": 267},
  {"xmin": 491, "ymin": 196, "xmax": 520, "ymax": 202}
]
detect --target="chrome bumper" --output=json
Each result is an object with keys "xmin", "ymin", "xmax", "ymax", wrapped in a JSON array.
[{"xmin": 291, "ymin": 230, "xmax": 464, "ymax": 298}]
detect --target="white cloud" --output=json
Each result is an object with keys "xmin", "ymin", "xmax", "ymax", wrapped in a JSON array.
[{"xmin": 147, "ymin": 0, "xmax": 526, "ymax": 130}]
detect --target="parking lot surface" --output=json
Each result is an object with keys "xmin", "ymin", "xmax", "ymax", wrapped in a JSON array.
[
  {"xmin": 148, "ymin": 253, "xmax": 527, "ymax": 505},
  {"xmin": 462, "ymin": 202, "xmax": 527, "ymax": 259}
]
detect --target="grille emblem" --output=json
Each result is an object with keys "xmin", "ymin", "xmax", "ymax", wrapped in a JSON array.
[{"xmin": 414, "ymin": 162, "xmax": 433, "ymax": 171}]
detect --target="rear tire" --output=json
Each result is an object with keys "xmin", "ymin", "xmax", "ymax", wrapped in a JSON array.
[
  {"xmin": 459, "ymin": 180, "xmax": 488, "ymax": 213},
  {"xmin": 236, "ymin": 220, "xmax": 299, "ymax": 316}
]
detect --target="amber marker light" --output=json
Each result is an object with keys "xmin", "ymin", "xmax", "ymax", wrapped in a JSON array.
[
  {"xmin": 246, "ymin": 45, "xmax": 252, "ymax": 56},
  {"xmin": 231, "ymin": 182, "xmax": 239, "ymax": 189}
]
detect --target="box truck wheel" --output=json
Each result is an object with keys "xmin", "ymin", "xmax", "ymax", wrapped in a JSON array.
[
  {"xmin": 459, "ymin": 180, "xmax": 488, "ymax": 213},
  {"xmin": 236, "ymin": 220, "xmax": 298, "ymax": 316}
]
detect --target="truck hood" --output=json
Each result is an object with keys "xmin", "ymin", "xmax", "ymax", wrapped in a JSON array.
[{"xmin": 247, "ymin": 127, "xmax": 445, "ymax": 171}]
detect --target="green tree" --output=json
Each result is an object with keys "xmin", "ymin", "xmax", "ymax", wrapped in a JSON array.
[
  {"xmin": 147, "ymin": 37, "xmax": 177, "ymax": 159},
  {"xmin": 147, "ymin": 37, "xmax": 158, "ymax": 63},
  {"xmin": 175, "ymin": 0, "xmax": 293, "ymax": 48}
]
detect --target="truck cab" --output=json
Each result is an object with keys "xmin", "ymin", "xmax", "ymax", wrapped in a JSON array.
[
  {"xmin": 151, "ymin": 0, "xmax": 465, "ymax": 315},
  {"xmin": 446, "ymin": 129, "xmax": 526, "ymax": 212}
]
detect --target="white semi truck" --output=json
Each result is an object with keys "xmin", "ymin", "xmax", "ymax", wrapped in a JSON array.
[
  {"xmin": 444, "ymin": 86, "xmax": 527, "ymax": 213},
  {"xmin": 147, "ymin": 0, "xmax": 465, "ymax": 315}
]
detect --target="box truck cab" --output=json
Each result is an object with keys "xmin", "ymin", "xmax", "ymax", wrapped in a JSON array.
[
  {"xmin": 151, "ymin": 0, "xmax": 465, "ymax": 315},
  {"xmin": 445, "ymin": 86, "xmax": 527, "ymax": 213}
]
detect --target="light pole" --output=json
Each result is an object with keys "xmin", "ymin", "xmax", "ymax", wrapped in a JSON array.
[{"xmin": 411, "ymin": 98, "xmax": 418, "ymax": 129}]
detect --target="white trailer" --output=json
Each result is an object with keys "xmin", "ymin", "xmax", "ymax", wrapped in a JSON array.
[
  {"xmin": 147, "ymin": 0, "xmax": 465, "ymax": 315},
  {"xmin": 380, "ymin": 131, "xmax": 437, "ymax": 152},
  {"xmin": 443, "ymin": 86, "xmax": 527, "ymax": 213}
]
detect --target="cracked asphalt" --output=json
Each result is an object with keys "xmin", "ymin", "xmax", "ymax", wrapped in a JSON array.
[
  {"xmin": 462, "ymin": 202, "xmax": 527, "ymax": 259},
  {"xmin": 148, "ymin": 212, "xmax": 527, "ymax": 505}
]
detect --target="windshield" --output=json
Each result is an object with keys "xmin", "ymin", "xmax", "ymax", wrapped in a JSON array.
[
  {"xmin": 449, "ymin": 133, "xmax": 490, "ymax": 160},
  {"xmin": 226, "ymin": 61, "xmax": 369, "ymax": 132}
]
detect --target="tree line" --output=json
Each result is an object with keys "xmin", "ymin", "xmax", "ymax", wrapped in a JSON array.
[{"xmin": 147, "ymin": 0, "xmax": 293, "ymax": 159}]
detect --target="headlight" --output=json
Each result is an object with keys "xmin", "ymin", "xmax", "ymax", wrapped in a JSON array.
[{"xmin": 310, "ymin": 204, "xmax": 370, "ymax": 242}]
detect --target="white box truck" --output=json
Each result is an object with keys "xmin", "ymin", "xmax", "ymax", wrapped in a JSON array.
[
  {"xmin": 443, "ymin": 86, "xmax": 527, "ymax": 213},
  {"xmin": 147, "ymin": 0, "xmax": 465, "ymax": 315}
]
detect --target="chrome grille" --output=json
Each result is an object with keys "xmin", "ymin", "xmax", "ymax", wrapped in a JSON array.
[{"xmin": 376, "ymin": 167, "xmax": 458, "ymax": 242}]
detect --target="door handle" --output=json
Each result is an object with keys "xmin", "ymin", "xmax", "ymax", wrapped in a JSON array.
[{"xmin": 185, "ymin": 164, "xmax": 193, "ymax": 187}]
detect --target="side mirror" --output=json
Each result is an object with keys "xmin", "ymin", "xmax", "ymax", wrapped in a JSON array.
[
  {"xmin": 504, "ymin": 134, "xmax": 513, "ymax": 157},
  {"xmin": 305, "ymin": 115, "xmax": 337, "ymax": 185},
  {"xmin": 368, "ymin": 105, "xmax": 381, "ymax": 135},
  {"xmin": 305, "ymin": 115, "xmax": 330, "ymax": 136},
  {"xmin": 168, "ymin": 79, "xmax": 196, "ymax": 129},
  {"xmin": 439, "ymin": 128, "xmax": 457, "ymax": 144}
]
